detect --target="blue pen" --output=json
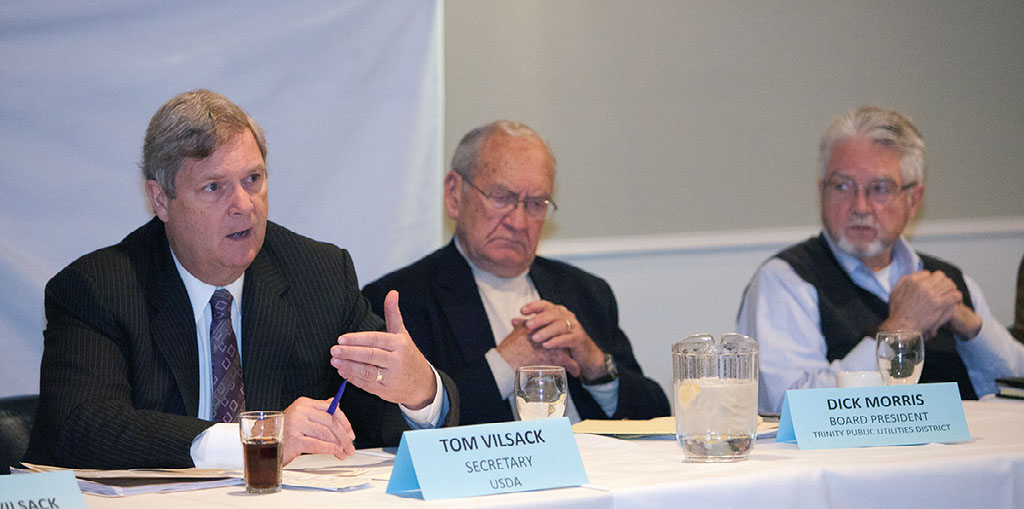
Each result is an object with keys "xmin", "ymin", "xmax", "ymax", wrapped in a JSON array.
[{"xmin": 327, "ymin": 380, "xmax": 348, "ymax": 415}]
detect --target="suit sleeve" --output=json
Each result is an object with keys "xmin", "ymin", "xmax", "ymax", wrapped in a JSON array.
[
  {"xmin": 27, "ymin": 265, "xmax": 212, "ymax": 469},
  {"xmin": 1012, "ymin": 255, "xmax": 1024, "ymax": 343},
  {"xmin": 590, "ymin": 282, "xmax": 671, "ymax": 419}
]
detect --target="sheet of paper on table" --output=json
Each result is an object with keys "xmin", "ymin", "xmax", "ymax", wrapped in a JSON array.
[
  {"xmin": 16, "ymin": 463, "xmax": 242, "ymax": 496},
  {"xmin": 572, "ymin": 416, "xmax": 778, "ymax": 439},
  {"xmin": 17, "ymin": 461, "xmax": 372, "ymax": 496}
]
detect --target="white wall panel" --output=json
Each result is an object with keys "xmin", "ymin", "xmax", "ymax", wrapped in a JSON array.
[{"xmin": 0, "ymin": 1, "xmax": 443, "ymax": 397}]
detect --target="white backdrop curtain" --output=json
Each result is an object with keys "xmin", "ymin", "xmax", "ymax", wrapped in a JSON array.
[{"xmin": 0, "ymin": 1, "xmax": 444, "ymax": 397}]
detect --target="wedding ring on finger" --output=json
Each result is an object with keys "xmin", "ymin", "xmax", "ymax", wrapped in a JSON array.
[
  {"xmin": 565, "ymin": 319, "xmax": 573, "ymax": 334},
  {"xmin": 375, "ymin": 367, "xmax": 383, "ymax": 383}
]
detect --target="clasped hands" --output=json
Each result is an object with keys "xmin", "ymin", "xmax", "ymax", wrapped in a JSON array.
[
  {"xmin": 496, "ymin": 300, "xmax": 609, "ymax": 382},
  {"xmin": 880, "ymin": 270, "xmax": 983, "ymax": 341},
  {"xmin": 278, "ymin": 290, "xmax": 437, "ymax": 465}
]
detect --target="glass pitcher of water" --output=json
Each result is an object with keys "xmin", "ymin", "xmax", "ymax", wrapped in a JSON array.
[{"xmin": 672, "ymin": 333, "xmax": 759, "ymax": 462}]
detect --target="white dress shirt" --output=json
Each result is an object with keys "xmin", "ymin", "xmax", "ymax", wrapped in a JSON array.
[
  {"xmin": 737, "ymin": 233, "xmax": 1024, "ymax": 415},
  {"xmin": 455, "ymin": 239, "xmax": 619, "ymax": 422}
]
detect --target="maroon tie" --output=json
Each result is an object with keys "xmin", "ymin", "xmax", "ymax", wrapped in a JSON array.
[{"xmin": 210, "ymin": 289, "xmax": 245, "ymax": 423}]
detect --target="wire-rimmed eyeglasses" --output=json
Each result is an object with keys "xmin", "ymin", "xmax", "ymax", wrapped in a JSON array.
[
  {"xmin": 824, "ymin": 176, "xmax": 917, "ymax": 206},
  {"xmin": 461, "ymin": 176, "xmax": 557, "ymax": 220}
]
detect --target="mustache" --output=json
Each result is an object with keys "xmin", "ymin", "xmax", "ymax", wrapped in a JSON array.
[{"xmin": 845, "ymin": 216, "xmax": 878, "ymax": 229}]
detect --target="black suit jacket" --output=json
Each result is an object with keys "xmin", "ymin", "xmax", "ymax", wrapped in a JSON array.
[
  {"xmin": 363, "ymin": 240, "xmax": 669, "ymax": 425},
  {"xmin": 26, "ymin": 218, "xmax": 458, "ymax": 468},
  {"xmin": 1012, "ymin": 254, "xmax": 1024, "ymax": 343}
]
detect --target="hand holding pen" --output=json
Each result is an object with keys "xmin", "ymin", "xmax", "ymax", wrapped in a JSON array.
[
  {"xmin": 277, "ymin": 388, "xmax": 356, "ymax": 466},
  {"xmin": 327, "ymin": 380, "xmax": 348, "ymax": 415}
]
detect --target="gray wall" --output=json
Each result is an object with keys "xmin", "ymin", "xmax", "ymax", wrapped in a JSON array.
[
  {"xmin": 444, "ymin": 1, "xmax": 1024, "ymax": 400},
  {"xmin": 445, "ymin": 1, "xmax": 1024, "ymax": 239}
]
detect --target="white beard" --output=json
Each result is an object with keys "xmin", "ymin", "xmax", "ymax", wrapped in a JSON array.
[
  {"xmin": 836, "ymin": 234, "xmax": 885, "ymax": 261},
  {"xmin": 833, "ymin": 215, "xmax": 886, "ymax": 261}
]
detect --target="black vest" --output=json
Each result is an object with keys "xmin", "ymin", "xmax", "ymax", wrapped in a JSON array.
[{"xmin": 775, "ymin": 234, "xmax": 978, "ymax": 400}]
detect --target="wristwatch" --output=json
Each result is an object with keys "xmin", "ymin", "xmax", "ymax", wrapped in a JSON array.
[{"xmin": 582, "ymin": 353, "xmax": 618, "ymax": 385}]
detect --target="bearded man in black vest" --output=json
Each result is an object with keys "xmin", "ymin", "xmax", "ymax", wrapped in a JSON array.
[{"xmin": 737, "ymin": 106, "xmax": 1024, "ymax": 415}]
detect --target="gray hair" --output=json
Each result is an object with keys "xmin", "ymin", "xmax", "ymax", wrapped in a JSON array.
[
  {"xmin": 141, "ymin": 89, "xmax": 267, "ymax": 198},
  {"xmin": 818, "ymin": 106, "xmax": 925, "ymax": 185},
  {"xmin": 450, "ymin": 120, "xmax": 554, "ymax": 179}
]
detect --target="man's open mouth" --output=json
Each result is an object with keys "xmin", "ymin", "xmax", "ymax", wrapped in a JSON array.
[{"xmin": 227, "ymin": 229, "xmax": 251, "ymax": 240}]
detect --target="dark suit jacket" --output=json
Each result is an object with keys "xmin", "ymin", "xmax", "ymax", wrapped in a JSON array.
[
  {"xmin": 363, "ymin": 240, "xmax": 669, "ymax": 425},
  {"xmin": 1012, "ymin": 254, "xmax": 1024, "ymax": 343},
  {"xmin": 25, "ymin": 218, "xmax": 458, "ymax": 469}
]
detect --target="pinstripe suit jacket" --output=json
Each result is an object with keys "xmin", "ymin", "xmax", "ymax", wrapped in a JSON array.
[{"xmin": 25, "ymin": 218, "xmax": 458, "ymax": 469}]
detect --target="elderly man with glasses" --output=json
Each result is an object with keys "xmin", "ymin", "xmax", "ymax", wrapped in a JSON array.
[
  {"xmin": 737, "ymin": 106, "xmax": 1024, "ymax": 415},
  {"xmin": 363, "ymin": 120, "xmax": 669, "ymax": 425}
]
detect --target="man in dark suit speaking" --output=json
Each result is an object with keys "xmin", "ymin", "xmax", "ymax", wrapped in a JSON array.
[
  {"xmin": 363, "ymin": 120, "xmax": 668, "ymax": 425},
  {"xmin": 26, "ymin": 89, "xmax": 458, "ymax": 469}
]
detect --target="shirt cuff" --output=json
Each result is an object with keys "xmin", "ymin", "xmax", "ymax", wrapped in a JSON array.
[
  {"xmin": 835, "ymin": 336, "xmax": 879, "ymax": 372},
  {"xmin": 957, "ymin": 315, "xmax": 1001, "ymax": 350},
  {"xmin": 399, "ymin": 367, "xmax": 445, "ymax": 427},
  {"xmin": 190, "ymin": 423, "xmax": 243, "ymax": 469},
  {"xmin": 484, "ymin": 347, "xmax": 516, "ymax": 400},
  {"xmin": 581, "ymin": 379, "xmax": 619, "ymax": 417}
]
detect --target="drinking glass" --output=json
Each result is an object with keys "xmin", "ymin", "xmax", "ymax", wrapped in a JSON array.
[
  {"xmin": 836, "ymin": 370, "xmax": 884, "ymax": 388},
  {"xmin": 876, "ymin": 330, "xmax": 924, "ymax": 385},
  {"xmin": 239, "ymin": 411, "xmax": 284, "ymax": 494},
  {"xmin": 514, "ymin": 366, "xmax": 567, "ymax": 420},
  {"xmin": 672, "ymin": 333, "xmax": 758, "ymax": 462}
]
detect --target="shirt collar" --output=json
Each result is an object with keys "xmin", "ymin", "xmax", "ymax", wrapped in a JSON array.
[
  {"xmin": 822, "ymin": 231, "xmax": 922, "ymax": 292},
  {"xmin": 453, "ymin": 236, "xmax": 531, "ymax": 289},
  {"xmin": 170, "ymin": 250, "xmax": 245, "ymax": 321}
]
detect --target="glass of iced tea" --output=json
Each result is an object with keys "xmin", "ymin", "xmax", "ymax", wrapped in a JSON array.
[
  {"xmin": 672, "ymin": 333, "xmax": 759, "ymax": 462},
  {"xmin": 239, "ymin": 410, "xmax": 284, "ymax": 493}
]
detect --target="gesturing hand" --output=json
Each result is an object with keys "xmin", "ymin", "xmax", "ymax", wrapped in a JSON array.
[{"xmin": 330, "ymin": 290, "xmax": 437, "ymax": 410}]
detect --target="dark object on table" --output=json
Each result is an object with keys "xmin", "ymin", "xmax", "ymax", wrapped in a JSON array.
[
  {"xmin": 1011, "ymin": 255, "xmax": 1024, "ymax": 343},
  {"xmin": 0, "ymin": 394, "xmax": 39, "ymax": 473}
]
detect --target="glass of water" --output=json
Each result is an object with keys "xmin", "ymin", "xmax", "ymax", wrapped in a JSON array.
[
  {"xmin": 876, "ymin": 330, "xmax": 924, "ymax": 385},
  {"xmin": 514, "ymin": 366, "xmax": 567, "ymax": 420}
]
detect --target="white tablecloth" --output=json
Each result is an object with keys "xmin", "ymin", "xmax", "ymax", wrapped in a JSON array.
[{"xmin": 82, "ymin": 398, "xmax": 1024, "ymax": 508}]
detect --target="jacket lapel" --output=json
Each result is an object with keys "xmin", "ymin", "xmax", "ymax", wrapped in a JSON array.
[
  {"xmin": 240, "ymin": 248, "xmax": 293, "ymax": 411},
  {"xmin": 148, "ymin": 222, "xmax": 201, "ymax": 416},
  {"xmin": 528, "ymin": 260, "xmax": 562, "ymax": 304},
  {"xmin": 435, "ymin": 241, "xmax": 497, "ymax": 362}
]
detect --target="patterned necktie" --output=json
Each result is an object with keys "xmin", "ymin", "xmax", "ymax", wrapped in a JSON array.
[{"xmin": 210, "ymin": 288, "xmax": 245, "ymax": 423}]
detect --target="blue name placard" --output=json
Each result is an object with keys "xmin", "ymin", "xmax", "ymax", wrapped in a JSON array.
[
  {"xmin": 0, "ymin": 470, "xmax": 88, "ymax": 509},
  {"xmin": 777, "ymin": 382, "xmax": 971, "ymax": 449},
  {"xmin": 386, "ymin": 417, "xmax": 588, "ymax": 500}
]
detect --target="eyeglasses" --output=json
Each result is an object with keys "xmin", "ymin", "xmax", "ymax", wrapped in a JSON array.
[
  {"xmin": 824, "ymin": 177, "xmax": 917, "ymax": 205},
  {"xmin": 461, "ymin": 176, "xmax": 557, "ymax": 220}
]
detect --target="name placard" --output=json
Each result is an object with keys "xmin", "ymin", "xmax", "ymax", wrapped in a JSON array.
[
  {"xmin": 776, "ymin": 382, "xmax": 971, "ymax": 449},
  {"xmin": 0, "ymin": 470, "xmax": 88, "ymax": 509},
  {"xmin": 386, "ymin": 417, "xmax": 588, "ymax": 500}
]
